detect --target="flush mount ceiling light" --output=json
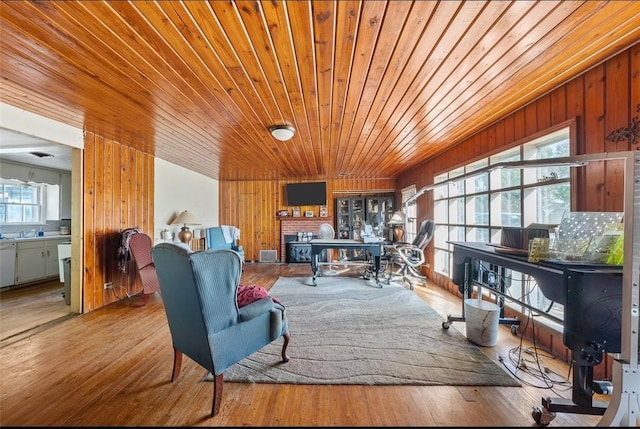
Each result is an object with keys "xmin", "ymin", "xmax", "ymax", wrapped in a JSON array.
[{"xmin": 269, "ymin": 125, "xmax": 295, "ymax": 141}]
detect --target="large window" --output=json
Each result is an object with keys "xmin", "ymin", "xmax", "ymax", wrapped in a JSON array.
[
  {"xmin": 432, "ymin": 125, "xmax": 573, "ymax": 328},
  {"xmin": 0, "ymin": 179, "xmax": 56, "ymax": 224}
]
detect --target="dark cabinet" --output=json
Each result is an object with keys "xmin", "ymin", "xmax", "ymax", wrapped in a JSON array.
[
  {"xmin": 287, "ymin": 242, "xmax": 327, "ymax": 263},
  {"xmin": 336, "ymin": 197, "xmax": 365, "ymax": 240},
  {"xmin": 335, "ymin": 195, "xmax": 394, "ymax": 260},
  {"xmin": 365, "ymin": 196, "xmax": 395, "ymax": 239}
]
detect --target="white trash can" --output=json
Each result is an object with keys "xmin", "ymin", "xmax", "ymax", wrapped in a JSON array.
[{"xmin": 464, "ymin": 298, "xmax": 500, "ymax": 347}]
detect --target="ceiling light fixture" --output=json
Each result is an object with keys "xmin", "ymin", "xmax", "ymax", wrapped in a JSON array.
[{"xmin": 269, "ymin": 125, "xmax": 295, "ymax": 141}]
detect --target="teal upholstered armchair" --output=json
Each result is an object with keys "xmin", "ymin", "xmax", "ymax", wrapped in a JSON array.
[
  {"xmin": 151, "ymin": 243, "xmax": 290, "ymax": 418},
  {"xmin": 205, "ymin": 226, "xmax": 245, "ymax": 262}
]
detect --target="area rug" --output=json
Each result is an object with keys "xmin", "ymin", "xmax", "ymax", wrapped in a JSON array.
[{"xmin": 224, "ymin": 276, "xmax": 519, "ymax": 386}]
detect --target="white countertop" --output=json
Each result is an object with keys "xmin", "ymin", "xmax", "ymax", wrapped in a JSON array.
[{"xmin": 0, "ymin": 233, "xmax": 70, "ymax": 242}]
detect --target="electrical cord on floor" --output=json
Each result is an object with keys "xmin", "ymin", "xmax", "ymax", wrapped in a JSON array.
[{"xmin": 497, "ymin": 309, "xmax": 572, "ymax": 395}]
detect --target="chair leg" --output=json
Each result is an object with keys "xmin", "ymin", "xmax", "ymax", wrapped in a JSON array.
[
  {"xmin": 171, "ymin": 348, "xmax": 183, "ymax": 382},
  {"xmin": 281, "ymin": 333, "xmax": 291, "ymax": 362},
  {"xmin": 141, "ymin": 292, "xmax": 153, "ymax": 305},
  {"xmin": 211, "ymin": 373, "xmax": 223, "ymax": 417}
]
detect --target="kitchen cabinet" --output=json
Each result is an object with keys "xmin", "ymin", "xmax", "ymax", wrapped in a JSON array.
[
  {"xmin": 60, "ymin": 171, "xmax": 72, "ymax": 220},
  {"xmin": 0, "ymin": 241, "xmax": 16, "ymax": 288},
  {"xmin": 15, "ymin": 237, "xmax": 67, "ymax": 284}
]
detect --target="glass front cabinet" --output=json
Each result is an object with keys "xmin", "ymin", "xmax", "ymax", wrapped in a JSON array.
[
  {"xmin": 365, "ymin": 195, "xmax": 394, "ymax": 239},
  {"xmin": 336, "ymin": 197, "xmax": 364, "ymax": 240},
  {"xmin": 334, "ymin": 195, "xmax": 394, "ymax": 260}
]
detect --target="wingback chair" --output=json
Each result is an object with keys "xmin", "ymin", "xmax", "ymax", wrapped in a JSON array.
[
  {"xmin": 151, "ymin": 242, "xmax": 290, "ymax": 418},
  {"xmin": 128, "ymin": 232, "xmax": 161, "ymax": 306},
  {"xmin": 205, "ymin": 226, "xmax": 245, "ymax": 262}
]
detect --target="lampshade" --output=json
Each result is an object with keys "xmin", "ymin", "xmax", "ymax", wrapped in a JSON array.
[
  {"xmin": 388, "ymin": 210, "xmax": 406, "ymax": 225},
  {"xmin": 270, "ymin": 125, "xmax": 295, "ymax": 141},
  {"xmin": 172, "ymin": 210, "xmax": 200, "ymax": 226},
  {"xmin": 172, "ymin": 210, "xmax": 200, "ymax": 243}
]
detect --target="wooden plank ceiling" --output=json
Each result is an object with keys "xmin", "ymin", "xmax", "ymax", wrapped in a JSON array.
[{"xmin": 1, "ymin": 1, "xmax": 639, "ymax": 181}]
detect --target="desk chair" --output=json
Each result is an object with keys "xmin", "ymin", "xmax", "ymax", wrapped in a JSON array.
[{"xmin": 384, "ymin": 219, "xmax": 435, "ymax": 290}]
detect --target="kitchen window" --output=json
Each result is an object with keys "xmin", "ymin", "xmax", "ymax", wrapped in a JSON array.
[{"xmin": 0, "ymin": 179, "xmax": 59, "ymax": 224}]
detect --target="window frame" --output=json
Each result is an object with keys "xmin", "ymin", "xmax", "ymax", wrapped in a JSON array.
[
  {"xmin": 0, "ymin": 179, "xmax": 49, "ymax": 225},
  {"xmin": 431, "ymin": 120, "xmax": 576, "ymax": 330}
]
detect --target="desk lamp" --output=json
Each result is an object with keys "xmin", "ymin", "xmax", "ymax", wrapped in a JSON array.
[{"xmin": 172, "ymin": 210, "xmax": 200, "ymax": 243}]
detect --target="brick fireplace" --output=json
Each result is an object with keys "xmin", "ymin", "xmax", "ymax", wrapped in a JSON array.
[{"xmin": 279, "ymin": 217, "xmax": 331, "ymax": 262}]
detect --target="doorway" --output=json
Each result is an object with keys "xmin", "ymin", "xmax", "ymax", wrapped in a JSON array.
[{"xmin": 0, "ymin": 126, "xmax": 83, "ymax": 340}]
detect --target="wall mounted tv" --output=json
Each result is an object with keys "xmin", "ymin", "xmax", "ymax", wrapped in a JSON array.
[{"xmin": 286, "ymin": 181, "xmax": 327, "ymax": 206}]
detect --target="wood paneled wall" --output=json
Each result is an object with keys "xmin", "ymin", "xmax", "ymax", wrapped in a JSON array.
[
  {"xmin": 395, "ymin": 44, "xmax": 640, "ymax": 377},
  {"xmin": 219, "ymin": 178, "xmax": 397, "ymax": 262},
  {"xmin": 396, "ymin": 44, "xmax": 640, "ymax": 284},
  {"xmin": 82, "ymin": 131, "xmax": 154, "ymax": 312}
]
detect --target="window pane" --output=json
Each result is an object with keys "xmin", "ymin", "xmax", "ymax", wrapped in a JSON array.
[
  {"xmin": 523, "ymin": 183, "xmax": 569, "ymax": 226},
  {"xmin": 22, "ymin": 186, "xmax": 38, "ymax": 204},
  {"xmin": 449, "ymin": 198, "xmax": 464, "ymax": 224},
  {"xmin": 465, "ymin": 159, "xmax": 489, "ymax": 193},
  {"xmin": 490, "ymin": 190, "xmax": 521, "ymax": 226},
  {"xmin": 466, "ymin": 194, "xmax": 488, "ymax": 225},
  {"xmin": 466, "ymin": 226, "xmax": 489, "ymax": 243},
  {"xmin": 7, "ymin": 204, "xmax": 22, "ymax": 222},
  {"xmin": 434, "ymin": 174, "xmax": 448, "ymax": 199},
  {"xmin": 434, "ymin": 224, "xmax": 448, "ymax": 248},
  {"xmin": 7, "ymin": 185, "xmax": 21, "ymax": 203},
  {"xmin": 523, "ymin": 127, "xmax": 570, "ymax": 185},
  {"xmin": 434, "ymin": 248, "xmax": 450, "ymax": 276},
  {"xmin": 449, "ymin": 167, "xmax": 465, "ymax": 197},
  {"xmin": 434, "ymin": 199, "xmax": 448, "ymax": 223},
  {"xmin": 449, "ymin": 225, "xmax": 465, "ymax": 245},
  {"xmin": 490, "ymin": 148, "xmax": 521, "ymax": 190}
]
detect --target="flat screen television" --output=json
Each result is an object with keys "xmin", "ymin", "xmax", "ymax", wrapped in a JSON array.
[{"xmin": 286, "ymin": 181, "xmax": 327, "ymax": 206}]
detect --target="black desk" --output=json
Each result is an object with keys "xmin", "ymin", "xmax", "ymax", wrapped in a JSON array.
[
  {"xmin": 309, "ymin": 239, "xmax": 384, "ymax": 287},
  {"xmin": 449, "ymin": 241, "xmax": 623, "ymax": 419}
]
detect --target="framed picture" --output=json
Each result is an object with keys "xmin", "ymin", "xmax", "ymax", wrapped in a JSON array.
[
  {"xmin": 292, "ymin": 208, "xmax": 301, "ymax": 217},
  {"xmin": 305, "ymin": 210, "xmax": 314, "ymax": 217},
  {"xmin": 319, "ymin": 205, "xmax": 328, "ymax": 217}
]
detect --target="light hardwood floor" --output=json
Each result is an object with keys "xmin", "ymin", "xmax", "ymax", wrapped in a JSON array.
[
  {"xmin": 0, "ymin": 279, "xmax": 75, "ymax": 344},
  {"xmin": 0, "ymin": 263, "xmax": 607, "ymax": 426}
]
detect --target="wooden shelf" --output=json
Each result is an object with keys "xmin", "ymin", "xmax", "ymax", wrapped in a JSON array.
[{"xmin": 279, "ymin": 217, "xmax": 331, "ymax": 221}]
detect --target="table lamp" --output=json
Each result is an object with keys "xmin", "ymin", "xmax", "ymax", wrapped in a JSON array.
[
  {"xmin": 388, "ymin": 210, "xmax": 406, "ymax": 242},
  {"xmin": 172, "ymin": 210, "xmax": 200, "ymax": 243}
]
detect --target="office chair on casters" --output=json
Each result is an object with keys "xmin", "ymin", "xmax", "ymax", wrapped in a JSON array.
[{"xmin": 384, "ymin": 219, "xmax": 435, "ymax": 290}]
